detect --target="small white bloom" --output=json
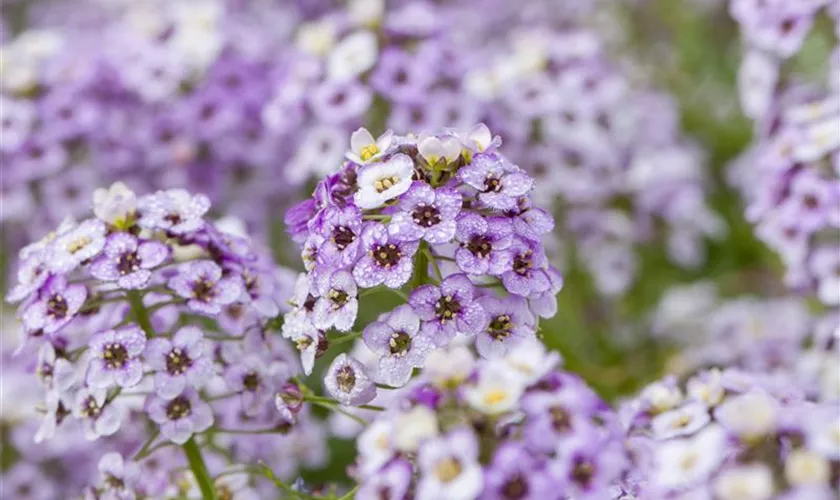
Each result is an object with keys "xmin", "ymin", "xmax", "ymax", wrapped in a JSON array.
[
  {"xmin": 738, "ymin": 50, "xmax": 778, "ymax": 120},
  {"xmin": 686, "ymin": 369, "xmax": 725, "ymax": 407},
  {"xmin": 641, "ymin": 379, "xmax": 683, "ymax": 414},
  {"xmin": 393, "ymin": 405, "xmax": 439, "ymax": 452},
  {"xmin": 714, "ymin": 390, "xmax": 777, "ymax": 440},
  {"xmin": 463, "ymin": 123, "xmax": 494, "ymax": 152},
  {"xmin": 425, "ymin": 346, "xmax": 475, "ymax": 389},
  {"xmin": 651, "ymin": 402, "xmax": 711, "ymax": 440},
  {"xmin": 713, "ymin": 464, "xmax": 774, "ymax": 500},
  {"xmin": 805, "ymin": 412, "xmax": 840, "ymax": 460},
  {"xmin": 653, "ymin": 424, "xmax": 726, "ymax": 489},
  {"xmin": 327, "ymin": 30, "xmax": 378, "ymax": 82},
  {"xmin": 464, "ymin": 363, "xmax": 525, "ymax": 415},
  {"xmin": 93, "ymin": 182, "xmax": 137, "ymax": 227},
  {"xmin": 785, "ymin": 449, "xmax": 830, "ymax": 486},
  {"xmin": 214, "ymin": 216, "xmax": 249, "ymax": 238},
  {"xmin": 418, "ymin": 135, "xmax": 462, "ymax": 166},
  {"xmin": 347, "ymin": 127, "xmax": 394, "ymax": 164},
  {"xmin": 348, "ymin": 0, "xmax": 385, "ymax": 26},
  {"xmin": 357, "ymin": 419, "xmax": 394, "ymax": 475},
  {"xmin": 502, "ymin": 340, "xmax": 561, "ymax": 385},
  {"xmin": 354, "ymin": 153, "xmax": 414, "ymax": 209},
  {"xmin": 296, "ymin": 20, "xmax": 336, "ymax": 57}
]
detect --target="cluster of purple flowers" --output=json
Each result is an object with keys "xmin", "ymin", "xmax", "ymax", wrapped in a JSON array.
[
  {"xmin": 346, "ymin": 341, "xmax": 632, "ymax": 500},
  {"xmin": 283, "ymin": 125, "xmax": 563, "ymax": 390},
  {"xmin": 4, "ymin": 184, "xmax": 327, "ymax": 498},
  {"xmin": 619, "ymin": 367, "xmax": 839, "ymax": 499},
  {"xmin": 729, "ymin": 0, "xmax": 840, "ymax": 305}
]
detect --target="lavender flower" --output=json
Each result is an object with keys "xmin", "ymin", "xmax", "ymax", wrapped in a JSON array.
[
  {"xmin": 416, "ymin": 428, "xmax": 484, "ymax": 500},
  {"xmin": 137, "ymin": 189, "xmax": 210, "ymax": 235},
  {"xmin": 324, "ymin": 353, "xmax": 377, "ymax": 406},
  {"xmin": 352, "ymin": 223, "xmax": 419, "ymax": 289},
  {"xmin": 363, "ymin": 305, "xmax": 433, "ymax": 387},
  {"xmin": 146, "ymin": 389, "xmax": 214, "ymax": 445},
  {"xmin": 89, "ymin": 233, "xmax": 169, "ymax": 289},
  {"xmin": 168, "ymin": 260, "xmax": 243, "ymax": 316},
  {"xmin": 145, "ymin": 326, "xmax": 214, "ymax": 400},
  {"xmin": 459, "ymin": 154, "xmax": 533, "ymax": 211},
  {"xmin": 409, "ymin": 273, "xmax": 488, "ymax": 347},
  {"xmin": 86, "ymin": 325, "xmax": 146, "ymax": 389},
  {"xmin": 390, "ymin": 183, "xmax": 462, "ymax": 244},
  {"xmin": 475, "ymin": 295, "xmax": 537, "ymax": 358},
  {"xmin": 454, "ymin": 213, "xmax": 513, "ymax": 276},
  {"xmin": 21, "ymin": 275, "xmax": 87, "ymax": 335},
  {"xmin": 73, "ymin": 387, "xmax": 122, "ymax": 440},
  {"xmin": 313, "ymin": 270, "xmax": 358, "ymax": 332}
]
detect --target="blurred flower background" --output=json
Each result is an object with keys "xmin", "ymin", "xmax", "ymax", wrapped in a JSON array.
[{"xmin": 0, "ymin": 0, "xmax": 837, "ymax": 498}]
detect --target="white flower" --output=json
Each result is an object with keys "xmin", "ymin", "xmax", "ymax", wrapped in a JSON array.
[
  {"xmin": 464, "ymin": 363, "xmax": 525, "ymax": 415},
  {"xmin": 785, "ymin": 449, "xmax": 830, "ymax": 486},
  {"xmin": 418, "ymin": 135, "xmax": 462, "ymax": 166},
  {"xmin": 425, "ymin": 346, "xmax": 475, "ymax": 389},
  {"xmin": 296, "ymin": 20, "xmax": 336, "ymax": 57},
  {"xmin": 347, "ymin": 127, "xmax": 394, "ymax": 164},
  {"xmin": 737, "ymin": 50, "xmax": 778, "ymax": 120},
  {"xmin": 354, "ymin": 153, "xmax": 414, "ymax": 209},
  {"xmin": 357, "ymin": 419, "xmax": 394, "ymax": 475},
  {"xmin": 502, "ymin": 340, "xmax": 561, "ymax": 385},
  {"xmin": 714, "ymin": 390, "xmax": 777, "ymax": 440},
  {"xmin": 641, "ymin": 379, "xmax": 683, "ymax": 413},
  {"xmin": 463, "ymin": 123, "xmax": 494, "ymax": 152},
  {"xmin": 93, "ymin": 182, "xmax": 137, "ymax": 227},
  {"xmin": 713, "ymin": 464, "xmax": 774, "ymax": 500},
  {"xmin": 805, "ymin": 411, "xmax": 840, "ymax": 460},
  {"xmin": 393, "ymin": 405, "xmax": 439, "ymax": 452},
  {"xmin": 653, "ymin": 424, "xmax": 726, "ymax": 489},
  {"xmin": 348, "ymin": 0, "xmax": 385, "ymax": 26},
  {"xmin": 686, "ymin": 369, "xmax": 725, "ymax": 407},
  {"xmin": 327, "ymin": 30, "xmax": 378, "ymax": 82},
  {"xmin": 651, "ymin": 402, "xmax": 711, "ymax": 440}
]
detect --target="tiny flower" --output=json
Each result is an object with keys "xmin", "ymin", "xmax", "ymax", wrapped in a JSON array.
[
  {"xmin": 275, "ymin": 382, "xmax": 304, "ymax": 423},
  {"xmin": 463, "ymin": 123, "xmax": 497, "ymax": 153},
  {"xmin": 97, "ymin": 452, "xmax": 140, "ymax": 500},
  {"xmin": 482, "ymin": 442, "xmax": 552, "ymax": 500},
  {"xmin": 354, "ymin": 153, "xmax": 414, "ymax": 209},
  {"xmin": 454, "ymin": 213, "xmax": 514, "ymax": 276},
  {"xmin": 475, "ymin": 295, "xmax": 536, "ymax": 358},
  {"xmin": 416, "ymin": 428, "xmax": 484, "ymax": 500},
  {"xmin": 409, "ymin": 273, "xmax": 488, "ymax": 347},
  {"xmin": 86, "ymin": 324, "xmax": 147, "ymax": 389},
  {"xmin": 425, "ymin": 346, "xmax": 476, "ymax": 389},
  {"xmin": 319, "ymin": 205, "xmax": 365, "ymax": 267},
  {"xmin": 224, "ymin": 350, "xmax": 288, "ymax": 415},
  {"xmin": 713, "ymin": 464, "xmax": 774, "ymax": 500},
  {"xmin": 352, "ymin": 223, "xmax": 419, "ymax": 289},
  {"xmin": 785, "ymin": 449, "xmax": 830, "ymax": 487},
  {"xmin": 168, "ymin": 260, "xmax": 243, "ymax": 316},
  {"xmin": 347, "ymin": 127, "xmax": 394, "ymax": 164},
  {"xmin": 650, "ymin": 402, "xmax": 711, "ymax": 440},
  {"xmin": 48, "ymin": 218, "xmax": 107, "ymax": 273},
  {"xmin": 92, "ymin": 182, "xmax": 137, "ymax": 228},
  {"xmin": 500, "ymin": 237, "xmax": 551, "ymax": 297},
  {"xmin": 652, "ymin": 424, "xmax": 726, "ymax": 490},
  {"xmin": 356, "ymin": 459, "xmax": 412, "ymax": 500},
  {"xmin": 138, "ymin": 189, "xmax": 210, "ymax": 235},
  {"xmin": 502, "ymin": 340, "xmax": 561, "ymax": 385},
  {"xmin": 464, "ymin": 362, "xmax": 525, "ymax": 415},
  {"xmin": 146, "ymin": 388, "xmax": 214, "ymax": 444},
  {"xmin": 145, "ymin": 326, "xmax": 214, "ymax": 400},
  {"xmin": 418, "ymin": 134, "xmax": 462, "ymax": 167},
  {"xmin": 363, "ymin": 304, "xmax": 433, "ymax": 387},
  {"xmin": 327, "ymin": 30, "xmax": 379, "ymax": 82},
  {"xmin": 89, "ymin": 233, "xmax": 169, "ymax": 289},
  {"xmin": 73, "ymin": 387, "xmax": 122, "ymax": 440},
  {"xmin": 35, "ymin": 342, "xmax": 76, "ymax": 394},
  {"xmin": 390, "ymin": 183, "xmax": 462, "ymax": 244},
  {"xmin": 324, "ymin": 353, "xmax": 376, "ymax": 406},
  {"xmin": 21, "ymin": 275, "xmax": 87, "ymax": 335},
  {"xmin": 459, "ymin": 154, "xmax": 533, "ymax": 211},
  {"xmin": 714, "ymin": 390, "xmax": 777, "ymax": 440},
  {"xmin": 313, "ymin": 270, "xmax": 358, "ymax": 332}
]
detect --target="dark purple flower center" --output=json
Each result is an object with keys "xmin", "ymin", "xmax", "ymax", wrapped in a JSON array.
[
  {"xmin": 336, "ymin": 366, "xmax": 356, "ymax": 393},
  {"xmin": 332, "ymin": 225, "xmax": 356, "ymax": 251},
  {"xmin": 226, "ymin": 304, "xmax": 245, "ymax": 319},
  {"xmin": 412, "ymin": 204, "xmax": 442, "ymax": 228},
  {"xmin": 803, "ymin": 194, "xmax": 819, "ymax": 209},
  {"xmin": 571, "ymin": 457, "xmax": 595, "ymax": 488},
  {"xmin": 166, "ymin": 396, "xmax": 192, "ymax": 420},
  {"xmin": 488, "ymin": 314, "xmax": 512, "ymax": 340},
  {"xmin": 549, "ymin": 405, "xmax": 572, "ymax": 433},
  {"xmin": 484, "ymin": 174, "xmax": 503, "ymax": 193},
  {"xmin": 466, "ymin": 235, "xmax": 492, "ymax": 259},
  {"xmin": 377, "ymin": 486, "xmax": 393, "ymax": 500},
  {"xmin": 103, "ymin": 343, "xmax": 129, "ymax": 369},
  {"xmin": 82, "ymin": 396, "xmax": 103, "ymax": 419},
  {"xmin": 164, "ymin": 212, "xmax": 183, "ymax": 225},
  {"xmin": 372, "ymin": 243, "xmax": 402, "ymax": 268},
  {"xmin": 389, "ymin": 331, "xmax": 412, "ymax": 357},
  {"xmin": 513, "ymin": 250, "xmax": 533, "ymax": 276},
  {"xmin": 192, "ymin": 279, "xmax": 217, "ymax": 302},
  {"xmin": 303, "ymin": 294, "xmax": 318, "ymax": 312},
  {"xmin": 166, "ymin": 347, "xmax": 193, "ymax": 375},
  {"xmin": 105, "ymin": 474, "xmax": 125, "ymax": 490},
  {"xmin": 117, "ymin": 251, "xmax": 141, "ymax": 275},
  {"xmin": 243, "ymin": 372, "xmax": 261, "ymax": 392},
  {"xmin": 47, "ymin": 294, "xmax": 69, "ymax": 319},
  {"xmin": 501, "ymin": 474, "xmax": 529, "ymax": 499},
  {"xmin": 434, "ymin": 295, "xmax": 461, "ymax": 324},
  {"xmin": 38, "ymin": 361, "xmax": 54, "ymax": 381}
]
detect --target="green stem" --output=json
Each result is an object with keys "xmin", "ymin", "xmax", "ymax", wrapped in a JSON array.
[
  {"xmin": 183, "ymin": 438, "xmax": 218, "ymax": 500},
  {"xmin": 424, "ymin": 249, "xmax": 443, "ymax": 282},
  {"xmin": 127, "ymin": 290, "xmax": 156, "ymax": 338},
  {"xmin": 411, "ymin": 242, "xmax": 430, "ymax": 289}
]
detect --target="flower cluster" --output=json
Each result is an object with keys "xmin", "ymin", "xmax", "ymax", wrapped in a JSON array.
[
  {"xmin": 283, "ymin": 125, "xmax": 562, "ymax": 389},
  {"xmin": 349, "ymin": 342, "xmax": 632, "ymax": 500},
  {"xmin": 729, "ymin": 0, "xmax": 840, "ymax": 305},
  {"xmin": 5, "ymin": 184, "xmax": 326, "ymax": 498},
  {"xmin": 620, "ymin": 368, "xmax": 840, "ymax": 499}
]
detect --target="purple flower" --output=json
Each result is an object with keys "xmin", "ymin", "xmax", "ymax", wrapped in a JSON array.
[
  {"xmin": 417, "ymin": 428, "xmax": 484, "ymax": 500},
  {"xmin": 318, "ymin": 205, "xmax": 365, "ymax": 267},
  {"xmin": 48, "ymin": 218, "xmax": 107, "ymax": 273},
  {"xmin": 454, "ymin": 213, "xmax": 514, "ymax": 276},
  {"xmin": 482, "ymin": 442, "xmax": 553, "ymax": 500},
  {"xmin": 86, "ymin": 325, "xmax": 146, "ymax": 389},
  {"xmin": 459, "ymin": 154, "xmax": 533, "ymax": 211},
  {"xmin": 21, "ymin": 275, "xmax": 87, "ymax": 335},
  {"xmin": 409, "ymin": 273, "xmax": 488, "ymax": 347},
  {"xmin": 324, "ymin": 353, "xmax": 377, "ymax": 406},
  {"xmin": 352, "ymin": 223, "xmax": 419, "ymax": 289},
  {"xmin": 363, "ymin": 305, "xmax": 433, "ymax": 387},
  {"xmin": 6, "ymin": 252, "xmax": 50, "ymax": 303},
  {"xmin": 390, "ymin": 182, "xmax": 462, "ymax": 244},
  {"xmin": 89, "ymin": 233, "xmax": 169, "ymax": 289},
  {"xmin": 509, "ymin": 198, "xmax": 556, "ymax": 242},
  {"xmin": 73, "ymin": 387, "xmax": 122, "ymax": 440},
  {"xmin": 308, "ymin": 79, "xmax": 372, "ymax": 123},
  {"xmin": 224, "ymin": 352, "xmax": 287, "ymax": 415},
  {"xmin": 650, "ymin": 402, "xmax": 712, "ymax": 440},
  {"xmin": 146, "ymin": 388, "xmax": 214, "ymax": 445},
  {"xmin": 168, "ymin": 260, "xmax": 242, "ymax": 316},
  {"xmin": 145, "ymin": 326, "xmax": 214, "ymax": 400},
  {"xmin": 356, "ymin": 459, "xmax": 413, "ymax": 500},
  {"xmin": 313, "ymin": 270, "xmax": 358, "ymax": 332},
  {"xmin": 500, "ymin": 237, "xmax": 551, "ymax": 297},
  {"xmin": 475, "ymin": 295, "xmax": 537, "ymax": 358},
  {"xmin": 548, "ymin": 432, "xmax": 627, "ymax": 500},
  {"xmin": 97, "ymin": 452, "xmax": 140, "ymax": 500},
  {"xmin": 137, "ymin": 189, "xmax": 210, "ymax": 235}
]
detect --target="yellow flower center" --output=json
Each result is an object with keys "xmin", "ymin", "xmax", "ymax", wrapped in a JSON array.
[
  {"xmin": 482, "ymin": 388, "xmax": 508, "ymax": 406},
  {"xmin": 435, "ymin": 457, "xmax": 462, "ymax": 483},
  {"xmin": 374, "ymin": 175, "xmax": 399, "ymax": 193},
  {"xmin": 67, "ymin": 236, "xmax": 92, "ymax": 254},
  {"xmin": 360, "ymin": 144, "xmax": 379, "ymax": 161}
]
